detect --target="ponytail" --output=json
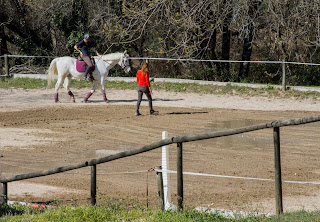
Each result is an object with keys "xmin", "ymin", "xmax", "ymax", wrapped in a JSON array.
[{"xmin": 141, "ymin": 63, "xmax": 148, "ymax": 74}]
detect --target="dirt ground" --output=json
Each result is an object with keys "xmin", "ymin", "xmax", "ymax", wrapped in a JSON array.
[{"xmin": 0, "ymin": 87, "xmax": 320, "ymax": 214}]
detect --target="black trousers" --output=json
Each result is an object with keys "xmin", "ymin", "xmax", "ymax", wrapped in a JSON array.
[{"xmin": 136, "ymin": 86, "xmax": 153, "ymax": 111}]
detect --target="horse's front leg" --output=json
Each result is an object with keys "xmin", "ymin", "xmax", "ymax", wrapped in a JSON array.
[
  {"xmin": 64, "ymin": 75, "xmax": 75, "ymax": 103},
  {"xmin": 100, "ymin": 76, "xmax": 108, "ymax": 102},
  {"xmin": 83, "ymin": 80, "xmax": 98, "ymax": 103}
]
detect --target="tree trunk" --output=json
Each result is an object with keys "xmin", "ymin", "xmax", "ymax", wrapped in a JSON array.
[
  {"xmin": 221, "ymin": 0, "xmax": 232, "ymax": 81},
  {"xmin": 0, "ymin": 25, "xmax": 8, "ymax": 55},
  {"xmin": 209, "ymin": 29, "xmax": 221, "ymax": 80},
  {"xmin": 238, "ymin": 0, "xmax": 262, "ymax": 82},
  {"xmin": 238, "ymin": 22, "xmax": 254, "ymax": 81}
]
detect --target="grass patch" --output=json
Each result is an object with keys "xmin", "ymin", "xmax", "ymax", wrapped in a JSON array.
[
  {"xmin": 0, "ymin": 77, "xmax": 47, "ymax": 89},
  {"xmin": 2, "ymin": 202, "xmax": 320, "ymax": 221},
  {"xmin": 1, "ymin": 204, "xmax": 225, "ymax": 221},
  {"xmin": 1, "ymin": 77, "xmax": 320, "ymax": 100}
]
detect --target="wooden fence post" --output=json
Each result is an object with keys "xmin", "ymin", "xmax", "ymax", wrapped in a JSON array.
[
  {"xmin": 156, "ymin": 166, "xmax": 164, "ymax": 210},
  {"xmin": 177, "ymin": 142, "xmax": 183, "ymax": 210},
  {"xmin": 4, "ymin": 54, "xmax": 9, "ymax": 77},
  {"xmin": 273, "ymin": 127, "xmax": 283, "ymax": 214},
  {"xmin": 282, "ymin": 61, "xmax": 286, "ymax": 91},
  {"xmin": 1, "ymin": 182, "xmax": 7, "ymax": 205},
  {"xmin": 91, "ymin": 164, "xmax": 97, "ymax": 206}
]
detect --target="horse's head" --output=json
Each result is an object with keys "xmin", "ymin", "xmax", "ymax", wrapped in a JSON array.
[{"xmin": 119, "ymin": 50, "xmax": 131, "ymax": 73}]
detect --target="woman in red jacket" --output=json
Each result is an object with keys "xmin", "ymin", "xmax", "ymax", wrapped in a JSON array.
[{"xmin": 136, "ymin": 63, "xmax": 158, "ymax": 116}]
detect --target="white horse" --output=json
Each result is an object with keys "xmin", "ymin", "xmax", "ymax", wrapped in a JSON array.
[{"xmin": 47, "ymin": 51, "xmax": 131, "ymax": 103}]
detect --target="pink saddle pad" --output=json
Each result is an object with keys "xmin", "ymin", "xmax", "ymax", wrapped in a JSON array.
[{"xmin": 76, "ymin": 60, "xmax": 86, "ymax": 72}]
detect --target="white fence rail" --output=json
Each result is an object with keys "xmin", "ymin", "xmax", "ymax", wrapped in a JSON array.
[
  {"xmin": 2, "ymin": 54, "xmax": 320, "ymax": 91},
  {"xmin": 2, "ymin": 54, "xmax": 320, "ymax": 93}
]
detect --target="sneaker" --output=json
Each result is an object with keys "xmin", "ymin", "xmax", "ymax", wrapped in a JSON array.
[
  {"xmin": 150, "ymin": 110, "xmax": 159, "ymax": 115},
  {"xmin": 135, "ymin": 111, "xmax": 141, "ymax": 116}
]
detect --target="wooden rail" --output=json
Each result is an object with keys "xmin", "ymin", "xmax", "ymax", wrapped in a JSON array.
[{"xmin": 1, "ymin": 115, "xmax": 320, "ymax": 214}]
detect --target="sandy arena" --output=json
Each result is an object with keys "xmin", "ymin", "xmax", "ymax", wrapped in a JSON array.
[{"xmin": 0, "ymin": 87, "xmax": 320, "ymax": 214}]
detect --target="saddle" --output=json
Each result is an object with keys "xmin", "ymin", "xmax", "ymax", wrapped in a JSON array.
[{"xmin": 76, "ymin": 57, "xmax": 96, "ymax": 73}]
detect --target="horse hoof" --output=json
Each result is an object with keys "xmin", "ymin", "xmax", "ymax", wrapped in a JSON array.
[
  {"xmin": 71, "ymin": 97, "xmax": 75, "ymax": 103},
  {"xmin": 82, "ymin": 98, "xmax": 88, "ymax": 103}
]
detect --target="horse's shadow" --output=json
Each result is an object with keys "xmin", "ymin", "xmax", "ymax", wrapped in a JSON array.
[
  {"xmin": 80, "ymin": 98, "xmax": 208, "ymax": 116},
  {"xmin": 167, "ymin": 111, "xmax": 208, "ymax": 115},
  {"xmin": 83, "ymin": 99, "xmax": 136, "ymax": 103},
  {"xmin": 104, "ymin": 98, "xmax": 184, "ymax": 103},
  {"xmin": 154, "ymin": 98, "xmax": 184, "ymax": 102},
  {"xmin": 82, "ymin": 100, "xmax": 109, "ymax": 103}
]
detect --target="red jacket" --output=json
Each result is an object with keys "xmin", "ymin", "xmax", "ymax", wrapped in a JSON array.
[{"xmin": 136, "ymin": 70, "xmax": 150, "ymax": 88}]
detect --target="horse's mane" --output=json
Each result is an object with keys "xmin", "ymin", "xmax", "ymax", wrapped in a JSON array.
[{"xmin": 99, "ymin": 52, "xmax": 124, "ymax": 61}]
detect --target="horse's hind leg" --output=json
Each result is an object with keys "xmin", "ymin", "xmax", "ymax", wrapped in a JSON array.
[
  {"xmin": 54, "ymin": 77, "xmax": 64, "ymax": 103},
  {"xmin": 100, "ymin": 77, "xmax": 108, "ymax": 102},
  {"xmin": 64, "ymin": 75, "xmax": 75, "ymax": 103}
]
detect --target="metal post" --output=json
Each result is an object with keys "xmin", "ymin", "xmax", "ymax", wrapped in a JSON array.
[
  {"xmin": 274, "ymin": 127, "xmax": 283, "ymax": 214},
  {"xmin": 4, "ymin": 54, "xmax": 9, "ymax": 77},
  {"xmin": 91, "ymin": 164, "xmax": 97, "ymax": 205},
  {"xmin": 177, "ymin": 142, "xmax": 183, "ymax": 210},
  {"xmin": 161, "ymin": 131, "xmax": 171, "ymax": 210},
  {"xmin": 156, "ymin": 166, "xmax": 164, "ymax": 210},
  {"xmin": 282, "ymin": 61, "xmax": 286, "ymax": 91}
]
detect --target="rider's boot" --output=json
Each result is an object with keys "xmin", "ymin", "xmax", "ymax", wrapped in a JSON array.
[
  {"xmin": 88, "ymin": 72, "xmax": 95, "ymax": 82},
  {"xmin": 83, "ymin": 66, "xmax": 91, "ymax": 80}
]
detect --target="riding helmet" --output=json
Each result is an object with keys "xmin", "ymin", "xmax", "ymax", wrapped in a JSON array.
[{"xmin": 84, "ymin": 34, "xmax": 89, "ymax": 40}]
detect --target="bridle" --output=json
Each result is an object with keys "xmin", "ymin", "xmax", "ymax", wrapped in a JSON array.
[{"xmin": 120, "ymin": 54, "xmax": 131, "ymax": 72}]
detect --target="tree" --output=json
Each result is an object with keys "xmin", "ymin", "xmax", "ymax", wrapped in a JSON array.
[
  {"xmin": 1, "ymin": 0, "xmax": 320, "ymax": 85},
  {"xmin": 238, "ymin": 0, "xmax": 263, "ymax": 81},
  {"xmin": 0, "ymin": 0, "xmax": 44, "ymax": 54}
]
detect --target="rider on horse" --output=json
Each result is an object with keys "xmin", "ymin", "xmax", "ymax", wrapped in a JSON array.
[{"xmin": 74, "ymin": 34, "xmax": 100, "ymax": 81}]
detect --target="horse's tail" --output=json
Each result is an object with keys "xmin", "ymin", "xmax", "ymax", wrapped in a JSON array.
[{"xmin": 47, "ymin": 58, "xmax": 59, "ymax": 88}]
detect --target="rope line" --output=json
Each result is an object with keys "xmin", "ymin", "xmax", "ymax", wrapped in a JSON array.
[
  {"xmin": 0, "ymin": 162, "xmax": 154, "ymax": 176},
  {"xmin": 5, "ymin": 55, "xmax": 56, "ymax": 58},
  {"xmin": 128, "ymin": 57, "xmax": 320, "ymax": 66},
  {"xmin": 155, "ymin": 169, "xmax": 320, "ymax": 185},
  {"xmin": 64, "ymin": 168, "xmax": 154, "ymax": 175},
  {"xmin": 1, "ymin": 54, "xmax": 320, "ymax": 66},
  {"xmin": 2, "ymin": 162, "xmax": 318, "ymax": 186}
]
